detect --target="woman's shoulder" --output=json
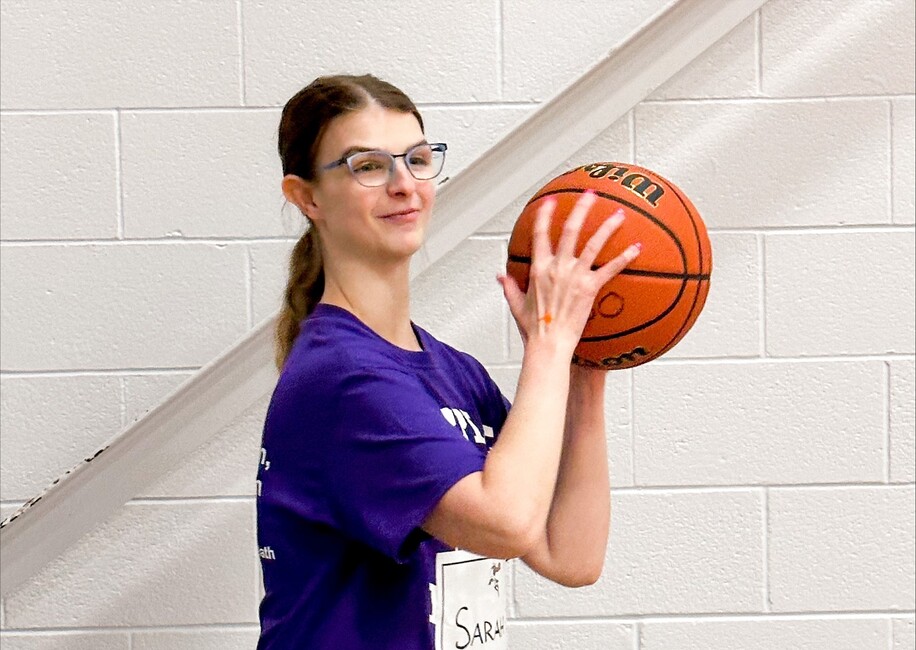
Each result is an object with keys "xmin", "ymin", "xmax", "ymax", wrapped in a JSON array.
[
  {"xmin": 282, "ymin": 321, "xmax": 374, "ymax": 384},
  {"xmin": 419, "ymin": 326, "xmax": 489, "ymax": 374},
  {"xmin": 280, "ymin": 306, "xmax": 416, "ymax": 390}
]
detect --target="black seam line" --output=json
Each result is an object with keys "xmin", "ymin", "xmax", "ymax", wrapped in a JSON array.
[{"xmin": 507, "ymin": 254, "xmax": 710, "ymax": 281}]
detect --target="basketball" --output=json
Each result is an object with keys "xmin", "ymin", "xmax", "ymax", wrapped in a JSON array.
[{"xmin": 506, "ymin": 162, "xmax": 712, "ymax": 370}]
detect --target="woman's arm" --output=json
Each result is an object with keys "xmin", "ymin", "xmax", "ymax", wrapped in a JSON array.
[
  {"xmin": 520, "ymin": 365, "xmax": 610, "ymax": 586},
  {"xmin": 422, "ymin": 336, "xmax": 574, "ymax": 559},
  {"xmin": 422, "ymin": 192, "xmax": 637, "ymax": 561}
]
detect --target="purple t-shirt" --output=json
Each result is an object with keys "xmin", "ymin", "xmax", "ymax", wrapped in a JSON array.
[{"xmin": 256, "ymin": 304, "xmax": 511, "ymax": 649}]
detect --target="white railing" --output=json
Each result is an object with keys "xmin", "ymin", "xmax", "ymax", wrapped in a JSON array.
[{"xmin": 0, "ymin": 0, "xmax": 769, "ymax": 596}]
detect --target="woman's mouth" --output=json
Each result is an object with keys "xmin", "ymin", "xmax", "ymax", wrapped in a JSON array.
[{"xmin": 379, "ymin": 209, "xmax": 420, "ymax": 223}]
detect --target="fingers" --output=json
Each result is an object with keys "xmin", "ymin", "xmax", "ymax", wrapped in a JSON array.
[
  {"xmin": 556, "ymin": 191, "xmax": 597, "ymax": 258},
  {"xmin": 595, "ymin": 242, "xmax": 641, "ymax": 285},
  {"xmin": 578, "ymin": 208, "xmax": 625, "ymax": 270},
  {"xmin": 531, "ymin": 197, "xmax": 555, "ymax": 265},
  {"xmin": 526, "ymin": 190, "xmax": 641, "ymax": 312}
]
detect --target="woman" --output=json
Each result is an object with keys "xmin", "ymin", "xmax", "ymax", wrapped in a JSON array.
[{"xmin": 256, "ymin": 74, "xmax": 640, "ymax": 649}]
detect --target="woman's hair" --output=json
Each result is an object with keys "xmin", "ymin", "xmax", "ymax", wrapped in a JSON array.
[{"xmin": 275, "ymin": 74, "xmax": 424, "ymax": 370}]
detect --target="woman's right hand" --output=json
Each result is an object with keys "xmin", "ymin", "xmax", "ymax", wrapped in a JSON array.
[{"xmin": 497, "ymin": 191, "xmax": 641, "ymax": 358}]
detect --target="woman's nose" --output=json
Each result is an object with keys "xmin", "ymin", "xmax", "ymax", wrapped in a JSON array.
[{"xmin": 386, "ymin": 158, "xmax": 417, "ymax": 194}]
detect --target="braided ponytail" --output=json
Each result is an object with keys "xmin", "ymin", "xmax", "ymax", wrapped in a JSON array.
[{"xmin": 275, "ymin": 225, "xmax": 324, "ymax": 370}]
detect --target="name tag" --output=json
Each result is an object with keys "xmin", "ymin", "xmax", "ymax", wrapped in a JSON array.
[{"xmin": 429, "ymin": 549, "xmax": 508, "ymax": 649}]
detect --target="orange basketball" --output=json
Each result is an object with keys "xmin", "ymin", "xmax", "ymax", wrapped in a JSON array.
[{"xmin": 507, "ymin": 162, "xmax": 712, "ymax": 370}]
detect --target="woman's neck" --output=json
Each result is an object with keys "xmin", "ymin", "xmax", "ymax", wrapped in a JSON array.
[{"xmin": 320, "ymin": 257, "xmax": 420, "ymax": 351}]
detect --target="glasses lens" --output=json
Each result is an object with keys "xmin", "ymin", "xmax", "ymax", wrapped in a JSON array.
[
  {"xmin": 348, "ymin": 152, "xmax": 392, "ymax": 187},
  {"xmin": 406, "ymin": 144, "xmax": 445, "ymax": 180}
]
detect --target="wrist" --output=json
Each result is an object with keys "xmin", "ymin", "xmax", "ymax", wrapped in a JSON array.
[
  {"xmin": 569, "ymin": 362, "xmax": 608, "ymax": 389},
  {"xmin": 523, "ymin": 336, "xmax": 576, "ymax": 368}
]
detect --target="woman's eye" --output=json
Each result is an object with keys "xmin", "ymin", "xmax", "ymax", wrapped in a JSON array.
[{"xmin": 354, "ymin": 161, "xmax": 383, "ymax": 173}]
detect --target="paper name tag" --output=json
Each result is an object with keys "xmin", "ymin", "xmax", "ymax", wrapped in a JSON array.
[{"xmin": 429, "ymin": 549, "xmax": 509, "ymax": 649}]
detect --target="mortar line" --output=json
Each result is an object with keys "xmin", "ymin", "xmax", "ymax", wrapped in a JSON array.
[
  {"xmin": 614, "ymin": 482, "xmax": 913, "ymax": 493},
  {"xmin": 32, "ymin": 483, "xmax": 907, "ymax": 502},
  {"xmin": 501, "ymin": 238, "xmax": 511, "ymax": 362},
  {"xmin": 629, "ymin": 109, "xmax": 637, "ymax": 162},
  {"xmin": 4, "ymin": 224, "xmax": 913, "ymax": 247},
  {"xmin": 252, "ymin": 495, "xmax": 263, "ymax": 614},
  {"xmin": 237, "ymin": 0, "xmax": 246, "ymax": 106},
  {"xmin": 507, "ymin": 611, "xmax": 916, "ymax": 624},
  {"xmin": 468, "ymin": 233, "xmax": 512, "ymax": 242},
  {"xmin": 0, "ymin": 102, "xmax": 543, "ymax": 115},
  {"xmin": 0, "ymin": 106, "xmax": 265, "ymax": 118},
  {"xmin": 758, "ymin": 233, "xmax": 767, "ymax": 357},
  {"xmin": 712, "ymin": 225, "xmax": 915, "ymax": 235},
  {"xmin": 6, "ymin": 95, "xmax": 916, "ymax": 116},
  {"xmin": 510, "ymin": 556, "xmax": 519, "ymax": 619},
  {"xmin": 6, "ymin": 354, "xmax": 914, "ymax": 379},
  {"xmin": 884, "ymin": 361, "xmax": 892, "ymax": 483},
  {"xmin": 114, "ymin": 110, "xmax": 125, "ymax": 239},
  {"xmin": 1, "ymin": 623, "xmax": 260, "ymax": 634},
  {"xmin": 762, "ymin": 486, "xmax": 770, "ymax": 612},
  {"xmin": 1, "ymin": 368, "xmax": 200, "ymax": 377},
  {"xmin": 472, "ymin": 223, "xmax": 916, "ymax": 238},
  {"xmin": 419, "ymin": 101, "xmax": 538, "ymax": 109},
  {"xmin": 128, "ymin": 495, "xmax": 255, "ymax": 505},
  {"xmin": 755, "ymin": 9, "xmax": 763, "ymax": 96},
  {"xmin": 118, "ymin": 376, "xmax": 127, "ymax": 429},
  {"xmin": 888, "ymin": 99, "xmax": 895, "ymax": 223},
  {"xmin": 640, "ymin": 93, "xmax": 916, "ymax": 105},
  {"xmin": 244, "ymin": 245, "xmax": 254, "ymax": 330},
  {"xmin": 496, "ymin": 0, "xmax": 504, "ymax": 100},
  {"xmin": 629, "ymin": 369, "xmax": 636, "ymax": 487},
  {"xmin": 512, "ymin": 609, "xmax": 916, "ymax": 625}
]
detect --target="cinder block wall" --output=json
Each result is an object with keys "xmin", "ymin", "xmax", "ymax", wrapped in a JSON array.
[{"xmin": 1, "ymin": 1, "xmax": 913, "ymax": 648}]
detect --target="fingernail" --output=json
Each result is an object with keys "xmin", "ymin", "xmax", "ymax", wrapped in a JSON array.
[{"xmin": 627, "ymin": 243, "xmax": 642, "ymax": 259}]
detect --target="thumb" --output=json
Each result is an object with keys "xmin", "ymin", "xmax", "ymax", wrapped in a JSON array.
[{"xmin": 497, "ymin": 273, "xmax": 526, "ymax": 322}]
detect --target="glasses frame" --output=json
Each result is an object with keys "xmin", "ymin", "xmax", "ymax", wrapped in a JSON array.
[{"xmin": 320, "ymin": 142, "xmax": 448, "ymax": 187}]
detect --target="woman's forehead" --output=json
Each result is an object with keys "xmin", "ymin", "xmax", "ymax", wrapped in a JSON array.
[{"xmin": 320, "ymin": 106, "xmax": 423, "ymax": 154}]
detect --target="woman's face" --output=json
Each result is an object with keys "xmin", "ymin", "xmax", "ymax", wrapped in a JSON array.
[{"xmin": 308, "ymin": 104, "xmax": 436, "ymax": 266}]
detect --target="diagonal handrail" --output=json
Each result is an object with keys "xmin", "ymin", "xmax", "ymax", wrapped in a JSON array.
[{"xmin": 0, "ymin": 0, "xmax": 769, "ymax": 596}]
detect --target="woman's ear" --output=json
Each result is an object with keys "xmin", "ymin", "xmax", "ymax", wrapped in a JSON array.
[{"xmin": 282, "ymin": 174, "xmax": 319, "ymax": 220}]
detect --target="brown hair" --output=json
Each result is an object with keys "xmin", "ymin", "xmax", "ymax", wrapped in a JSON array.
[{"xmin": 275, "ymin": 74, "xmax": 424, "ymax": 369}]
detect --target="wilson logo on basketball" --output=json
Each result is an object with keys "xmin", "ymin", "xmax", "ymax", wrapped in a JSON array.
[{"xmin": 580, "ymin": 163, "xmax": 665, "ymax": 208}]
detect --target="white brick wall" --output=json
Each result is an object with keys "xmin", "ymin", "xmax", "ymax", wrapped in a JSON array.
[
  {"xmin": 640, "ymin": 618, "xmax": 892, "ymax": 650},
  {"xmin": 1, "ymin": 1, "xmax": 913, "ymax": 648}
]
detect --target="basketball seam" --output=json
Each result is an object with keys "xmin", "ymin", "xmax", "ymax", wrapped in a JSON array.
[{"xmin": 506, "ymin": 254, "xmax": 710, "ymax": 281}]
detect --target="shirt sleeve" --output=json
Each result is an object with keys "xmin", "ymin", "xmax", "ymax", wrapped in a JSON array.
[{"xmin": 323, "ymin": 368, "xmax": 488, "ymax": 562}]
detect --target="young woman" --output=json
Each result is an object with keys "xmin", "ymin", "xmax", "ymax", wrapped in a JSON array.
[{"xmin": 255, "ymin": 74, "xmax": 640, "ymax": 649}]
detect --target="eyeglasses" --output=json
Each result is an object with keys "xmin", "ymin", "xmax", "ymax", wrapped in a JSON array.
[{"xmin": 321, "ymin": 142, "xmax": 448, "ymax": 187}]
